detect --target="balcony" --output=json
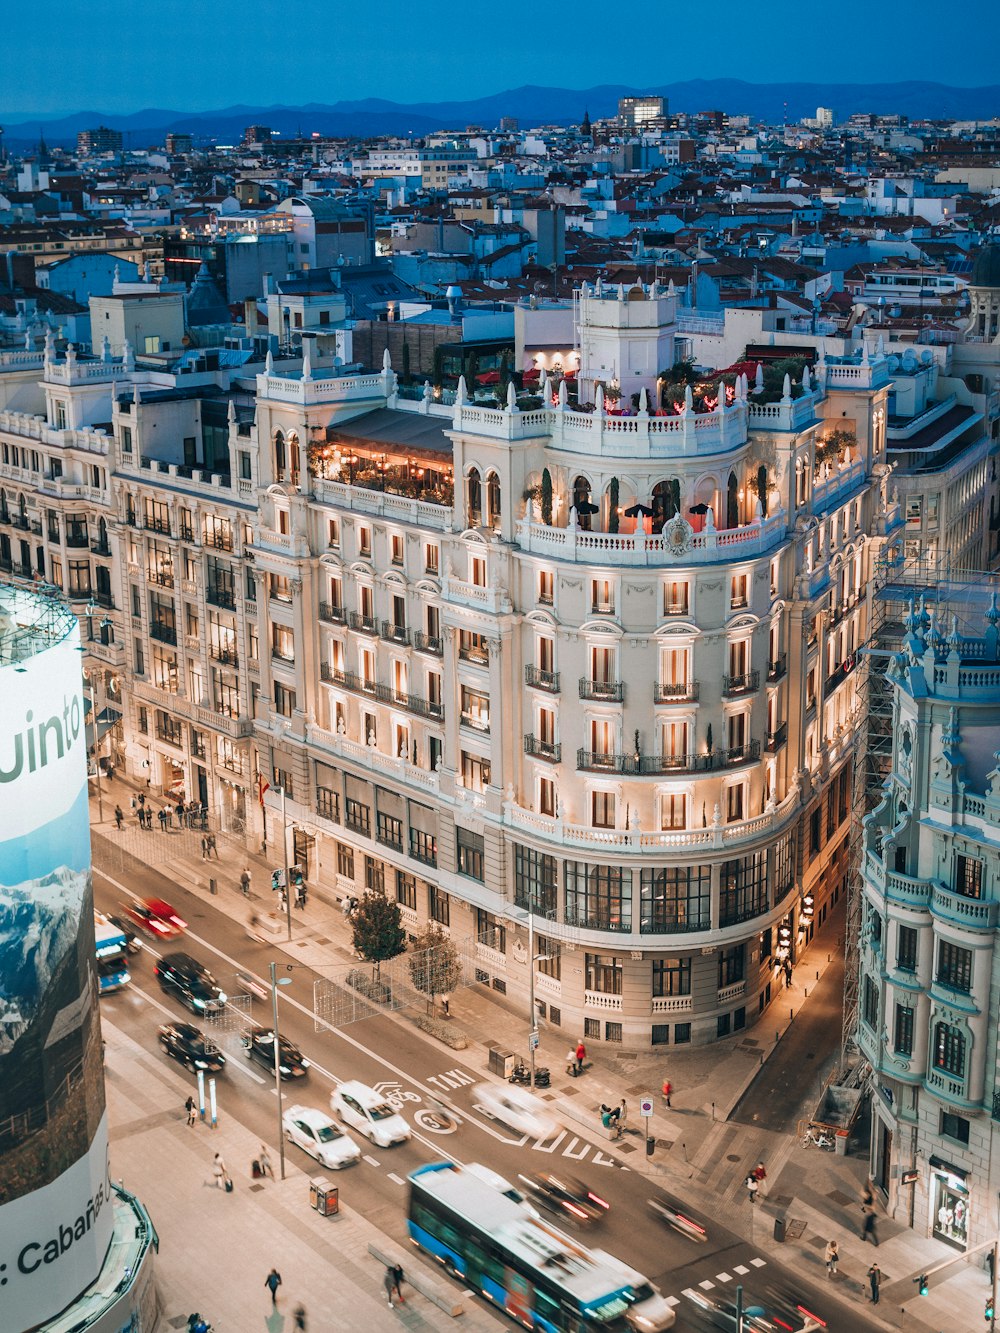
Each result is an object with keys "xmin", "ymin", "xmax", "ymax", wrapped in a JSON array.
[
  {"xmin": 65, "ymin": 531, "xmax": 89, "ymax": 548},
  {"xmin": 459, "ymin": 643, "xmax": 489, "ymax": 666},
  {"xmin": 765, "ymin": 722, "xmax": 788, "ymax": 752},
  {"xmin": 348, "ymin": 611, "xmax": 378, "ymax": 635},
  {"xmin": 767, "ymin": 654, "xmax": 787, "ymax": 682},
  {"xmin": 145, "ymin": 517, "xmax": 171, "ymax": 537},
  {"xmin": 515, "ymin": 508, "xmax": 788, "ymax": 567},
  {"xmin": 579, "ymin": 677, "xmax": 624, "ymax": 702},
  {"xmin": 524, "ymin": 734, "xmax": 561, "ymax": 762},
  {"xmin": 577, "ymin": 741, "xmax": 760, "ymax": 774},
  {"xmin": 319, "ymin": 602, "xmax": 346, "ymax": 624},
  {"xmin": 206, "ymin": 585, "xmax": 236, "ymax": 610},
  {"xmin": 583, "ymin": 990, "xmax": 624, "ymax": 1009},
  {"xmin": 718, "ymin": 980, "xmax": 747, "ymax": 1005},
  {"xmin": 179, "ymin": 525, "xmax": 195, "ymax": 543},
  {"xmin": 320, "ymin": 664, "xmax": 444, "ymax": 720},
  {"xmin": 723, "ymin": 670, "xmax": 760, "ymax": 696},
  {"xmin": 460, "ymin": 712, "xmax": 490, "ymax": 734},
  {"xmin": 204, "ymin": 529, "xmax": 234, "ymax": 552},
  {"xmin": 149, "ymin": 570, "xmax": 175, "ymax": 589},
  {"xmin": 525, "ymin": 665, "xmax": 560, "ymax": 693},
  {"xmin": 885, "ymin": 871, "xmax": 932, "ymax": 909},
  {"xmin": 210, "ymin": 645, "xmax": 239, "ymax": 668},
  {"xmin": 380, "ymin": 621, "xmax": 411, "ymax": 646},
  {"xmin": 149, "ymin": 622, "xmax": 178, "ymax": 646},
  {"xmin": 93, "ymin": 591, "xmax": 115, "ymax": 609},
  {"xmin": 91, "ymin": 540, "xmax": 111, "ymax": 557},
  {"xmin": 414, "ymin": 631, "xmax": 443, "ymax": 656},
  {"xmin": 654, "ymin": 681, "xmax": 699, "ymax": 703},
  {"xmin": 651, "ymin": 995, "xmax": 694, "ymax": 1014},
  {"xmin": 931, "ymin": 882, "xmax": 999, "ymax": 930}
]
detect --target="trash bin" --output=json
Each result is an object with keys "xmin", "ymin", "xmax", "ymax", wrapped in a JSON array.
[
  {"xmin": 773, "ymin": 1215, "xmax": 786, "ymax": 1243},
  {"xmin": 489, "ymin": 1048, "xmax": 515, "ymax": 1078},
  {"xmin": 835, "ymin": 1130, "xmax": 849, "ymax": 1157},
  {"xmin": 309, "ymin": 1176, "xmax": 339, "ymax": 1216}
]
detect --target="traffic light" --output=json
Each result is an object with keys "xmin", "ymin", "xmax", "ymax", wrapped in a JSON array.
[
  {"xmin": 986, "ymin": 1296, "xmax": 994, "ymax": 1321},
  {"xmin": 918, "ymin": 1274, "xmax": 929, "ymax": 1296}
]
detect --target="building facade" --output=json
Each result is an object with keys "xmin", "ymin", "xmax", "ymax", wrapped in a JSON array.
[{"xmin": 857, "ymin": 594, "xmax": 1000, "ymax": 1259}]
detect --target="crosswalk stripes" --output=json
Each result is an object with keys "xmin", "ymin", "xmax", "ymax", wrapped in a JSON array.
[
  {"xmin": 750, "ymin": 1257, "xmax": 766, "ymax": 1267},
  {"xmin": 680, "ymin": 1258, "xmax": 770, "ymax": 1311}
]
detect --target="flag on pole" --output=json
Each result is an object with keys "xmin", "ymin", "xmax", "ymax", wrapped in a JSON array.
[{"xmin": 258, "ymin": 774, "xmax": 271, "ymax": 807}]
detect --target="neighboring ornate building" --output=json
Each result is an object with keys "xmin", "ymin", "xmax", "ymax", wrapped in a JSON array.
[
  {"xmin": 249, "ymin": 284, "xmax": 900, "ymax": 1049},
  {"xmin": 967, "ymin": 242, "xmax": 1000, "ymax": 345},
  {"xmin": 857, "ymin": 591, "xmax": 1000, "ymax": 1257}
]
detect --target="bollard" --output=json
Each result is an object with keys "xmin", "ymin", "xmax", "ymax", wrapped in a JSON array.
[
  {"xmin": 646, "ymin": 1137, "xmax": 654, "ymax": 1158},
  {"xmin": 711, "ymin": 1102, "xmax": 715, "ymax": 1121},
  {"xmin": 790, "ymin": 1008, "xmax": 794, "ymax": 1021},
  {"xmin": 816, "ymin": 970, "xmax": 820, "ymax": 980},
  {"xmin": 775, "ymin": 1030, "xmax": 780, "ymax": 1044},
  {"xmin": 804, "ymin": 988, "xmax": 809, "ymax": 999},
  {"xmin": 209, "ymin": 877, "xmax": 217, "ymax": 895}
]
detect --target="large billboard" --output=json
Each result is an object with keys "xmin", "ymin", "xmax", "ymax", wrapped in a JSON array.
[{"xmin": 0, "ymin": 589, "xmax": 111, "ymax": 1331}]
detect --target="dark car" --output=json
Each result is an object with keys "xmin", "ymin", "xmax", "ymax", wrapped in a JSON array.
[
  {"xmin": 242, "ymin": 1026, "xmax": 309, "ymax": 1079},
  {"xmin": 107, "ymin": 914, "xmax": 142, "ymax": 954},
  {"xmin": 154, "ymin": 952, "xmax": 227, "ymax": 1015},
  {"xmin": 158, "ymin": 1021, "xmax": 226, "ymax": 1072},
  {"xmin": 517, "ymin": 1171, "xmax": 610, "ymax": 1224}
]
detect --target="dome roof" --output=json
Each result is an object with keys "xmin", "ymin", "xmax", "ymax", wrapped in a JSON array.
[{"xmin": 971, "ymin": 244, "xmax": 1000, "ymax": 289}]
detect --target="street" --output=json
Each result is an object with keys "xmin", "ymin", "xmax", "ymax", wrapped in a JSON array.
[{"xmin": 94, "ymin": 843, "xmax": 884, "ymax": 1332}]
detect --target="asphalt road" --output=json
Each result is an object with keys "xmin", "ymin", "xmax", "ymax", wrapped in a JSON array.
[{"xmin": 94, "ymin": 849, "xmax": 882, "ymax": 1333}]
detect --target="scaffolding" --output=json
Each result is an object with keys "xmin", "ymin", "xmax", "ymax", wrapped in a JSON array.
[{"xmin": 840, "ymin": 549, "xmax": 1000, "ymax": 1070}]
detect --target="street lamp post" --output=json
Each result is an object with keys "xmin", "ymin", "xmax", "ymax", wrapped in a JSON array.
[
  {"xmin": 281, "ymin": 785, "xmax": 292, "ymax": 942},
  {"xmin": 84, "ymin": 668, "xmax": 104, "ymax": 824},
  {"xmin": 269, "ymin": 961, "xmax": 289, "ymax": 1181}
]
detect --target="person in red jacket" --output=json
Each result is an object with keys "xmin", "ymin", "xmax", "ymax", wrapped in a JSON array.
[
  {"xmin": 662, "ymin": 1078, "xmax": 672, "ymax": 1107},
  {"xmin": 575, "ymin": 1039, "xmax": 586, "ymax": 1075}
]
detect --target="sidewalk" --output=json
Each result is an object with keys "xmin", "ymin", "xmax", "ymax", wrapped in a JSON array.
[{"xmin": 90, "ymin": 774, "xmax": 986, "ymax": 1332}]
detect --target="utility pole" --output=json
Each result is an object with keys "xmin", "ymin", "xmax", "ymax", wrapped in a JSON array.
[
  {"xmin": 270, "ymin": 961, "xmax": 286, "ymax": 1181},
  {"xmin": 528, "ymin": 910, "xmax": 537, "ymax": 1090},
  {"xmin": 281, "ymin": 785, "xmax": 292, "ymax": 941}
]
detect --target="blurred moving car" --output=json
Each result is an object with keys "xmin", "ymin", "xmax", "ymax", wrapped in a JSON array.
[
  {"xmin": 330, "ymin": 1081, "xmax": 411, "ymax": 1146},
  {"xmin": 516, "ymin": 1170, "xmax": 610, "ymax": 1224},
  {"xmin": 243, "ymin": 1026, "xmax": 310, "ymax": 1079},
  {"xmin": 283, "ymin": 1104, "xmax": 361, "ymax": 1169},
  {"xmin": 464, "ymin": 1162, "xmax": 540, "ymax": 1217},
  {"xmin": 649, "ymin": 1193, "xmax": 708, "ymax": 1242},
  {"xmin": 473, "ymin": 1082, "xmax": 559, "ymax": 1140},
  {"xmin": 684, "ymin": 1291, "xmax": 777, "ymax": 1331},
  {"xmin": 106, "ymin": 914, "xmax": 142, "ymax": 953},
  {"xmin": 155, "ymin": 952, "xmax": 227, "ymax": 1014},
  {"xmin": 119, "ymin": 897, "xmax": 187, "ymax": 941},
  {"xmin": 158, "ymin": 1021, "xmax": 226, "ymax": 1072}
]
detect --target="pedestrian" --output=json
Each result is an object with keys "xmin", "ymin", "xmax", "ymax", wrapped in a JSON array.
[
  {"xmin": 825, "ymin": 1239, "xmax": 839, "ymax": 1277},
  {"xmin": 145, "ymin": 807, "xmax": 153, "ymax": 830},
  {"xmin": 208, "ymin": 833, "xmax": 219, "ymax": 859},
  {"xmin": 601, "ymin": 1104, "xmax": 619, "ymax": 1138},
  {"xmin": 390, "ymin": 1264, "xmax": 405, "ymax": 1303},
  {"xmin": 201, "ymin": 835, "xmax": 209, "ymax": 860},
  {"xmin": 617, "ymin": 1099, "xmax": 628, "ymax": 1134},
  {"xmin": 213, "ymin": 1153, "xmax": 226, "ymax": 1188},
  {"xmin": 176, "ymin": 799, "xmax": 185, "ymax": 824},
  {"xmin": 383, "ymin": 1268, "xmax": 396, "ymax": 1307},
  {"xmin": 440, "ymin": 992, "xmax": 450, "ymax": 1017},
  {"xmin": 114, "ymin": 804, "xmax": 123, "ymax": 829},
  {"xmin": 294, "ymin": 879, "xmax": 306, "ymax": 909},
  {"xmin": 566, "ymin": 1047, "xmax": 579, "ymax": 1077},
  {"xmin": 293, "ymin": 1305, "xmax": 307, "ymax": 1331},
  {"xmin": 861, "ymin": 1180, "xmax": 874, "ymax": 1209},
  {"xmin": 752, "ymin": 1161, "xmax": 767, "ymax": 1184},
  {"xmin": 575, "ymin": 1039, "xmax": 586, "ymax": 1075},
  {"xmin": 240, "ymin": 868, "xmax": 251, "ymax": 897},
  {"xmin": 861, "ymin": 1206, "xmax": 879, "ymax": 1246},
  {"xmin": 185, "ymin": 1095, "xmax": 196, "ymax": 1126},
  {"xmin": 784, "ymin": 957, "xmax": 793, "ymax": 986},
  {"xmin": 745, "ymin": 1174, "xmax": 759, "ymax": 1204},
  {"xmin": 265, "ymin": 1268, "xmax": 282, "ymax": 1306},
  {"xmin": 106, "ymin": 762, "xmax": 115, "ymax": 782},
  {"xmin": 130, "ymin": 794, "xmax": 137, "ymax": 814},
  {"xmin": 867, "ymin": 1262, "xmax": 881, "ymax": 1304},
  {"xmin": 158, "ymin": 807, "xmax": 167, "ymax": 831},
  {"xmin": 662, "ymin": 1077, "xmax": 672, "ymax": 1107},
  {"xmin": 259, "ymin": 1144, "xmax": 273, "ymax": 1179},
  {"xmin": 138, "ymin": 792, "xmax": 145, "ymax": 809}
]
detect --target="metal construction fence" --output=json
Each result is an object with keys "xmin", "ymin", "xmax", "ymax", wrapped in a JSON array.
[{"xmin": 312, "ymin": 935, "xmax": 480, "ymax": 1031}]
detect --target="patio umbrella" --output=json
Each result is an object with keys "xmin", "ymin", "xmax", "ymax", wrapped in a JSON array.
[
  {"xmin": 572, "ymin": 501, "xmax": 600, "ymax": 515},
  {"xmin": 523, "ymin": 366, "xmax": 540, "ymax": 380},
  {"xmin": 689, "ymin": 503, "xmax": 710, "ymax": 515},
  {"xmin": 476, "ymin": 371, "xmax": 500, "ymax": 385},
  {"xmin": 624, "ymin": 502, "xmax": 655, "ymax": 518}
]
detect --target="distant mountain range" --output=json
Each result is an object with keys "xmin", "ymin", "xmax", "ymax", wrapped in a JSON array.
[{"xmin": 4, "ymin": 79, "xmax": 1000, "ymax": 147}]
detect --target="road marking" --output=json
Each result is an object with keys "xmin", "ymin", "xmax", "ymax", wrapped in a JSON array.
[
  {"xmin": 561, "ymin": 1136, "xmax": 590, "ymax": 1162},
  {"xmin": 363, "ymin": 1153, "xmax": 380, "ymax": 1167},
  {"xmin": 413, "ymin": 1108, "xmax": 459, "ymax": 1135},
  {"xmin": 682, "ymin": 1288, "xmax": 701, "ymax": 1301},
  {"xmin": 698, "ymin": 1280, "xmax": 715, "ymax": 1290},
  {"xmin": 387, "ymin": 1172, "xmax": 404, "ymax": 1186},
  {"xmin": 716, "ymin": 1272, "xmax": 732, "ymax": 1282},
  {"xmin": 227, "ymin": 1058, "xmax": 266, "ymax": 1084},
  {"xmin": 750, "ymin": 1257, "xmax": 766, "ymax": 1268},
  {"xmin": 733, "ymin": 1265, "xmax": 750, "ymax": 1275},
  {"xmin": 664, "ymin": 1296, "xmax": 680, "ymax": 1308},
  {"xmin": 427, "ymin": 1069, "xmax": 476, "ymax": 1092}
]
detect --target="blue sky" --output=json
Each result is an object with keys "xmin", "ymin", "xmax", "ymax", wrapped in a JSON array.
[{"xmin": 3, "ymin": 0, "xmax": 999, "ymax": 116}]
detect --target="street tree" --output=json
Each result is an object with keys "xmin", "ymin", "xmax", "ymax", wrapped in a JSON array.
[
  {"xmin": 351, "ymin": 891, "xmax": 406, "ymax": 980},
  {"xmin": 408, "ymin": 923, "xmax": 462, "ymax": 1014}
]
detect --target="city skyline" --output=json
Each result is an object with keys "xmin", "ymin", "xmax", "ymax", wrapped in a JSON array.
[{"xmin": 3, "ymin": 0, "xmax": 1000, "ymax": 117}]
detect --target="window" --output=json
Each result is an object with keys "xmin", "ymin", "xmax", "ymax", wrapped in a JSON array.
[
  {"xmin": 395, "ymin": 870, "xmax": 417, "ymax": 911},
  {"xmin": 933, "ymin": 1022, "xmax": 966, "ymax": 1077},
  {"xmin": 726, "ymin": 783, "xmax": 745, "ymax": 823},
  {"xmin": 470, "ymin": 556, "xmax": 486, "ymax": 587},
  {"xmin": 719, "ymin": 851, "xmax": 768, "ymax": 926},
  {"xmin": 585, "ymin": 953, "xmax": 622, "ymax": 995},
  {"xmin": 274, "ymin": 682, "xmax": 296, "ymax": 718},
  {"xmin": 584, "ymin": 1017, "xmax": 600, "ymax": 1041},
  {"xmin": 605, "ymin": 1022, "xmax": 622, "ymax": 1044},
  {"xmin": 718, "ymin": 944, "xmax": 745, "ymax": 989},
  {"xmin": 640, "ymin": 866, "xmax": 710, "ymax": 933},
  {"xmin": 364, "ymin": 855, "xmax": 385, "ymax": 893},
  {"xmin": 376, "ymin": 811, "xmax": 403, "ymax": 851},
  {"xmin": 538, "ymin": 569, "xmax": 554, "ymax": 605},
  {"xmin": 429, "ymin": 885, "xmax": 450, "ymax": 926},
  {"xmin": 591, "ymin": 790, "xmax": 616, "ymax": 828},
  {"xmin": 659, "ymin": 792, "xmax": 687, "ymax": 830},
  {"xmin": 337, "ymin": 843, "xmax": 355, "ymax": 880},
  {"xmin": 457, "ymin": 827, "xmax": 485, "ymax": 881},
  {"xmin": 652, "ymin": 957, "xmax": 691, "ymax": 997},
  {"xmin": 475, "ymin": 909, "xmax": 506, "ymax": 952},
  {"xmin": 955, "ymin": 855, "xmax": 983, "ymax": 899},
  {"xmin": 591, "ymin": 578, "xmax": 614, "ymax": 613},
  {"xmin": 425, "ymin": 543, "xmax": 439, "ymax": 573},
  {"xmin": 940, "ymin": 1112, "xmax": 969, "ymax": 1145},
  {"xmin": 536, "ymin": 936, "xmax": 561, "ymax": 980},
  {"xmin": 663, "ymin": 580, "xmax": 689, "ymax": 615},
  {"xmin": 674, "ymin": 1022, "xmax": 691, "ymax": 1044},
  {"xmin": 896, "ymin": 924, "xmax": 918, "ymax": 973},
  {"xmin": 652, "ymin": 1025, "xmax": 670, "ymax": 1046},
  {"xmin": 773, "ymin": 832, "xmax": 794, "ymax": 895},
  {"xmin": 345, "ymin": 798, "xmax": 370, "ymax": 837},
  {"xmin": 862, "ymin": 974, "xmax": 878, "ymax": 1029},
  {"xmin": 359, "ymin": 525, "xmax": 371, "ymax": 557},
  {"xmin": 316, "ymin": 786, "xmax": 340, "ymax": 822},
  {"xmin": 410, "ymin": 828, "xmax": 437, "ymax": 867},
  {"xmin": 937, "ymin": 941, "xmax": 972, "ymax": 993},
  {"xmin": 461, "ymin": 751, "xmax": 491, "ymax": 793},
  {"xmin": 272, "ymin": 624, "xmax": 295, "ymax": 661},
  {"xmin": 391, "ymin": 534, "xmax": 404, "ymax": 566},
  {"xmin": 730, "ymin": 573, "xmax": 748, "ymax": 609},
  {"xmin": 514, "ymin": 844, "xmax": 557, "ymax": 915},
  {"xmin": 894, "ymin": 1004, "xmax": 914, "ymax": 1056},
  {"xmin": 565, "ymin": 862, "xmax": 631, "ymax": 931},
  {"xmin": 460, "ymin": 686, "xmax": 490, "ymax": 732}
]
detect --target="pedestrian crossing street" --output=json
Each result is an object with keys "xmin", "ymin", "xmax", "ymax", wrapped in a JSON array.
[{"xmin": 662, "ymin": 1256, "xmax": 767, "ymax": 1308}]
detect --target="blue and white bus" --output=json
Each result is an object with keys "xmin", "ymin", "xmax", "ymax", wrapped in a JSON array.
[
  {"xmin": 407, "ymin": 1162, "xmax": 675, "ymax": 1331},
  {"xmin": 94, "ymin": 911, "xmax": 131, "ymax": 993}
]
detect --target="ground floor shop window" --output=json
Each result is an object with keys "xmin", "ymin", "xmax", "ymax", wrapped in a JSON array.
[{"xmin": 932, "ymin": 1169, "xmax": 969, "ymax": 1250}]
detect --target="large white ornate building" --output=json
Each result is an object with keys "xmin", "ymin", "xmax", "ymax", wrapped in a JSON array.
[{"xmin": 857, "ymin": 591, "xmax": 1000, "ymax": 1256}]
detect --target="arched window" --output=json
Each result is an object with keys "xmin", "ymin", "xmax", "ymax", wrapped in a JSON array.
[
  {"xmin": 0, "ymin": 488, "xmax": 7, "ymax": 522},
  {"xmin": 287, "ymin": 432, "xmax": 300, "ymax": 488},
  {"xmin": 18, "ymin": 492, "xmax": 27, "ymax": 523},
  {"xmin": 486, "ymin": 471, "xmax": 501, "ymax": 531},
  {"xmin": 727, "ymin": 472, "xmax": 740, "ymax": 530},
  {"xmin": 756, "ymin": 465, "xmax": 768, "ymax": 517},
  {"xmin": 467, "ymin": 468, "xmax": 482, "ymax": 526},
  {"xmin": 98, "ymin": 516, "xmax": 108, "ymax": 548},
  {"xmin": 933, "ymin": 1022, "xmax": 966, "ymax": 1077},
  {"xmin": 572, "ymin": 475, "xmax": 593, "ymax": 531},
  {"xmin": 652, "ymin": 478, "xmax": 681, "ymax": 531},
  {"xmin": 274, "ymin": 430, "xmax": 286, "ymax": 483}
]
